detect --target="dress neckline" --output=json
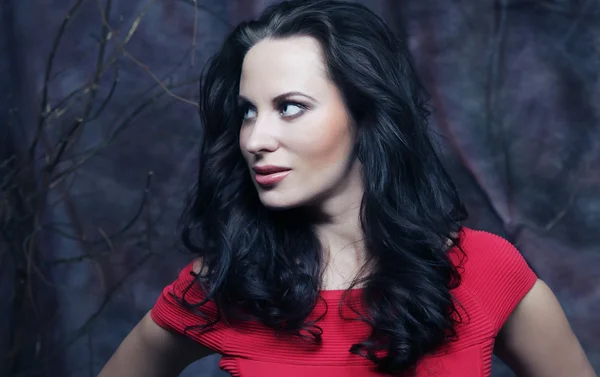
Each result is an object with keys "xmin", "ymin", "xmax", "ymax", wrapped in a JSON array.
[{"xmin": 319, "ymin": 287, "xmax": 364, "ymax": 299}]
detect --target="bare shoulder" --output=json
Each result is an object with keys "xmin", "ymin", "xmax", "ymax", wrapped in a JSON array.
[
  {"xmin": 495, "ymin": 280, "xmax": 597, "ymax": 377},
  {"xmin": 192, "ymin": 257, "xmax": 209, "ymax": 276}
]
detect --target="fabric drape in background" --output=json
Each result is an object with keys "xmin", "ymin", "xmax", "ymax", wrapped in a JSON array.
[{"xmin": 0, "ymin": 1, "xmax": 598, "ymax": 376}]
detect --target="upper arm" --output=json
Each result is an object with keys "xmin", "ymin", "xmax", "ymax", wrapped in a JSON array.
[
  {"xmin": 139, "ymin": 311, "xmax": 215, "ymax": 365},
  {"xmin": 494, "ymin": 279, "xmax": 597, "ymax": 377},
  {"xmin": 98, "ymin": 311, "xmax": 214, "ymax": 377}
]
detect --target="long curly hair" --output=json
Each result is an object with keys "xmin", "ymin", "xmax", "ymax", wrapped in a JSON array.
[{"xmin": 179, "ymin": 0, "xmax": 468, "ymax": 374}]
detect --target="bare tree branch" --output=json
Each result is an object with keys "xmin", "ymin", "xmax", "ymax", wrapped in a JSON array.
[
  {"xmin": 89, "ymin": 64, "xmax": 120, "ymax": 120},
  {"xmin": 30, "ymin": 0, "xmax": 85, "ymax": 159},
  {"xmin": 48, "ymin": 78, "xmax": 199, "ymax": 184},
  {"xmin": 95, "ymin": 0, "xmax": 199, "ymax": 107},
  {"xmin": 44, "ymin": 0, "xmax": 114, "ymax": 174},
  {"xmin": 1, "ymin": 0, "xmax": 207, "ymax": 372},
  {"xmin": 64, "ymin": 250, "xmax": 155, "ymax": 349}
]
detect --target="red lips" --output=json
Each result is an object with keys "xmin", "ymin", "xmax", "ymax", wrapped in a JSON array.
[
  {"xmin": 252, "ymin": 165, "xmax": 290, "ymax": 174},
  {"xmin": 252, "ymin": 165, "xmax": 291, "ymax": 186}
]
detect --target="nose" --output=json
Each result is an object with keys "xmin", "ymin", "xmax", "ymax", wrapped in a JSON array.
[{"xmin": 242, "ymin": 117, "xmax": 279, "ymax": 155}]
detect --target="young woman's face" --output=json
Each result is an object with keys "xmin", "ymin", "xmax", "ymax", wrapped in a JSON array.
[{"xmin": 239, "ymin": 36, "xmax": 361, "ymax": 210}]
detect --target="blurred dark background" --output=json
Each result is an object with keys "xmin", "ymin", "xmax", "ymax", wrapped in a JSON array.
[{"xmin": 0, "ymin": 0, "xmax": 598, "ymax": 376}]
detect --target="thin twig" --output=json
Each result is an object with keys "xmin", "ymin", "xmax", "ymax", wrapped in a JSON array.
[
  {"xmin": 44, "ymin": 171, "xmax": 153, "ymax": 250},
  {"xmin": 543, "ymin": 189, "xmax": 578, "ymax": 232},
  {"xmin": 48, "ymin": 78, "xmax": 198, "ymax": 183},
  {"xmin": 103, "ymin": 170, "xmax": 154, "ymax": 240},
  {"xmin": 38, "ymin": 0, "xmax": 149, "ymax": 129},
  {"xmin": 89, "ymin": 64, "xmax": 120, "ymax": 120},
  {"xmin": 41, "ymin": 234, "xmax": 147, "ymax": 265},
  {"xmin": 64, "ymin": 250, "xmax": 156, "ymax": 349},
  {"xmin": 30, "ymin": 0, "xmax": 85, "ymax": 159},
  {"xmin": 44, "ymin": 0, "xmax": 115, "ymax": 175},
  {"xmin": 103, "ymin": 47, "xmax": 195, "ymax": 132},
  {"xmin": 95, "ymin": 0, "xmax": 197, "ymax": 106},
  {"xmin": 123, "ymin": 50, "xmax": 198, "ymax": 106}
]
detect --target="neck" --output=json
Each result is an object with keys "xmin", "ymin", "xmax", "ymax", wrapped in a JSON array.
[
  {"xmin": 308, "ymin": 162, "xmax": 367, "ymax": 289},
  {"xmin": 312, "ymin": 161, "xmax": 364, "ymax": 251},
  {"xmin": 317, "ymin": 204, "xmax": 363, "ymax": 253}
]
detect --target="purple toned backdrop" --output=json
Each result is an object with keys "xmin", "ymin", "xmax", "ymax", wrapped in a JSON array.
[{"xmin": 0, "ymin": 1, "xmax": 598, "ymax": 376}]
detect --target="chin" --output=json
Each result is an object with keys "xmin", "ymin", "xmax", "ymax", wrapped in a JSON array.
[{"xmin": 257, "ymin": 190, "xmax": 305, "ymax": 210}]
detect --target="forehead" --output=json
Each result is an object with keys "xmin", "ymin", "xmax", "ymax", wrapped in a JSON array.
[{"xmin": 239, "ymin": 36, "xmax": 328, "ymax": 98}]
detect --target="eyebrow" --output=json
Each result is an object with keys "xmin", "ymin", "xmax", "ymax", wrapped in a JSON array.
[{"xmin": 238, "ymin": 91, "xmax": 318, "ymax": 104}]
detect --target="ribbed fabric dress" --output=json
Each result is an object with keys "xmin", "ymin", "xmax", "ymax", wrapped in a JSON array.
[{"xmin": 151, "ymin": 227, "xmax": 537, "ymax": 377}]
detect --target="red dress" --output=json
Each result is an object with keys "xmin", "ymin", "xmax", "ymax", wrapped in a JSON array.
[{"xmin": 151, "ymin": 227, "xmax": 537, "ymax": 376}]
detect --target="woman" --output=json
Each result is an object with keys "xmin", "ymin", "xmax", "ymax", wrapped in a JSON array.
[{"xmin": 99, "ymin": 1, "xmax": 596, "ymax": 376}]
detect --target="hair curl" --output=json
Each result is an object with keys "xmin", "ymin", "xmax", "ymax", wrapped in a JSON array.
[{"xmin": 180, "ymin": 0, "xmax": 468, "ymax": 374}]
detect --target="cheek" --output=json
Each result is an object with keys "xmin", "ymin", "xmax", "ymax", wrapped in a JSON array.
[
  {"xmin": 239, "ymin": 128, "xmax": 246, "ymax": 149},
  {"xmin": 239, "ymin": 129, "xmax": 250, "ymax": 161},
  {"xmin": 303, "ymin": 113, "xmax": 353, "ymax": 166}
]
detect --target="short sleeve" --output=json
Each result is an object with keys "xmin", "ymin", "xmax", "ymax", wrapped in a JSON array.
[
  {"xmin": 151, "ymin": 261, "xmax": 226, "ymax": 353},
  {"xmin": 458, "ymin": 228, "xmax": 538, "ymax": 334}
]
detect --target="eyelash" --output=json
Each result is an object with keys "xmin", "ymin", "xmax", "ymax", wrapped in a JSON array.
[{"xmin": 240, "ymin": 101, "xmax": 308, "ymax": 121}]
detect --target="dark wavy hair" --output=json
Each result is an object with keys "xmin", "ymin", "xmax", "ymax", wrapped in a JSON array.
[{"xmin": 179, "ymin": 0, "xmax": 468, "ymax": 374}]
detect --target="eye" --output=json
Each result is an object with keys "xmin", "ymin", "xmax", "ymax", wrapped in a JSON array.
[
  {"xmin": 242, "ymin": 106, "xmax": 257, "ymax": 121},
  {"xmin": 279, "ymin": 102, "xmax": 306, "ymax": 118}
]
